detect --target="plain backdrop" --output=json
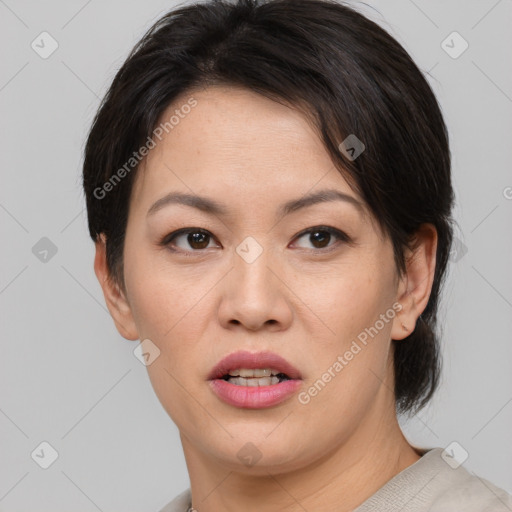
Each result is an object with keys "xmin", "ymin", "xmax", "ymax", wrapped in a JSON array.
[{"xmin": 1, "ymin": 0, "xmax": 511, "ymax": 510}]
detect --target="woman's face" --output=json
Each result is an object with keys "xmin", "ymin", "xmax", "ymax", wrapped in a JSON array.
[{"xmin": 113, "ymin": 85, "xmax": 410, "ymax": 472}]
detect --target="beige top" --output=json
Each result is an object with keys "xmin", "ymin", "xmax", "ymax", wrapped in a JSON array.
[{"xmin": 158, "ymin": 447, "xmax": 512, "ymax": 511}]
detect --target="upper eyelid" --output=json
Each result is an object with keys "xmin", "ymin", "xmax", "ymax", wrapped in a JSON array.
[
  {"xmin": 292, "ymin": 226, "xmax": 350, "ymax": 247},
  {"xmin": 163, "ymin": 227, "xmax": 217, "ymax": 246}
]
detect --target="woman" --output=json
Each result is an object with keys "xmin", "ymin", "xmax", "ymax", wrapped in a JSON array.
[{"xmin": 82, "ymin": 0, "xmax": 512, "ymax": 510}]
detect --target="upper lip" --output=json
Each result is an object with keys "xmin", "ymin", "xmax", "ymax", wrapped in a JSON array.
[{"xmin": 208, "ymin": 350, "xmax": 302, "ymax": 380}]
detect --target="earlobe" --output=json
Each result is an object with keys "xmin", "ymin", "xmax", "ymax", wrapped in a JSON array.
[
  {"xmin": 93, "ymin": 234, "xmax": 139, "ymax": 341},
  {"xmin": 391, "ymin": 224, "xmax": 438, "ymax": 341}
]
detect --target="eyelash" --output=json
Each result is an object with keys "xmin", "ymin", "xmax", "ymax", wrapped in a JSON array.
[{"xmin": 159, "ymin": 225, "xmax": 352, "ymax": 256}]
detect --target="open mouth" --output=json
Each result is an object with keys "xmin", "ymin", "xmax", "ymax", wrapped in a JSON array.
[
  {"xmin": 208, "ymin": 352, "xmax": 301, "ymax": 408},
  {"xmin": 220, "ymin": 368, "xmax": 291, "ymax": 386}
]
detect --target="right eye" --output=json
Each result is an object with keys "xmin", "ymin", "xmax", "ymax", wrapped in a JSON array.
[{"xmin": 160, "ymin": 228, "xmax": 221, "ymax": 254}]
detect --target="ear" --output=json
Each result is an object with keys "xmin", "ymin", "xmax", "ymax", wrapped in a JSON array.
[
  {"xmin": 391, "ymin": 223, "xmax": 438, "ymax": 340},
  {"xmin": 94, "ymin": 234, "xmax": 139, "ymax": 341}
]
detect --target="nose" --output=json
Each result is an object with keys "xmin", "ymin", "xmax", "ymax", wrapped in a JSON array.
[{"xmin": 217, "ymin": 245, "xmax": 293, "ymax": 332}]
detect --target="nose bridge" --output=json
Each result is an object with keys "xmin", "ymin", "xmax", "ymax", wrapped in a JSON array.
[
  {"xmin": 218, "ymin": 235, "xmax": 292, "ymax": 330},
  {"xmin": 233, "ymin": 235, "xmax": 275, "ymax": 297}
]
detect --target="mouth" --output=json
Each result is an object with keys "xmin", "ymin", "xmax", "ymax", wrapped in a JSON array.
[
  {"xmin": 208, "ymin": 350, "xmax": 302, "ymax": 382},
  {"xmin": 208, "ymin": 350, "xmax": 302, "ymax": 409},
  {"xmin": 220, "ymin": 368, "xmax": 292, "ymax": 386}
]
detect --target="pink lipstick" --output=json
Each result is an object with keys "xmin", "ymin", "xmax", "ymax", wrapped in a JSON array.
[{"xmin": 208, "ymin": 350, "xmax": 302, "ymax": 409}]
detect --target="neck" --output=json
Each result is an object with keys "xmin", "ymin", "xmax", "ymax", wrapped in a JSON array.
[{"xmin": 180, "ymin": 397, "xmax": 421, "ymax": 512}]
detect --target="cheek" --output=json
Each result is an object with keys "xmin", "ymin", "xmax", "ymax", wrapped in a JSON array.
[
  {"xmin": 123, "ymin": 244, "xmax": 226, "ymax": 403},
  {"xmin": 299, "ymin": 257, "xmax": 396, "ymax": 347},
  {"xmin": 123, "ymin": 247, "xmax": 216, "ymax": 428},
  {"xmin": 296, "ymin": 258, "xmax": 397, "ymax": 403},
  {"xmin": 124, "ymin": 241, "xmax": 209, "ymax": 337}
]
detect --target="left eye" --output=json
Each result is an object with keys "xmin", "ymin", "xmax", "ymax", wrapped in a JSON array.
[
  {"xmin": 163, "ymin": 228, "xmax": 219, "ymax": 251},
  {"xmin": 292, "ymin": 226, "xmax": 349, "ymax": 251}
]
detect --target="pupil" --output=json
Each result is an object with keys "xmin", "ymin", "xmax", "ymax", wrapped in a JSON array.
[
  {"xmin": 311, "ymin": 230, "xmax": 330, "ymax": 248},
  {"xmin": 189, "ymin": 232, "xmax": 209, "ymax": 249}
]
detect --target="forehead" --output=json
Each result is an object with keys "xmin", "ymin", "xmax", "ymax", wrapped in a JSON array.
[{"xmin": 130, "ymin": 85, "xmax": 371, "ymax": 224}]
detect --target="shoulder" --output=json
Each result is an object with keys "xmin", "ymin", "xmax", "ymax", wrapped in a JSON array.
[
  {"xmin": 157, "ymin": 488, "xmax": 191, "ymax": 512},
  {"xmin": 429, "ymin": 462, "xmax": 512, "ymax": 511},
  {"xmin": 356, "ymin": 447, "xmax": 512, "ymax": 512}
]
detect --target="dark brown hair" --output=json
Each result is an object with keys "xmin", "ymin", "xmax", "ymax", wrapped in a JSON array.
[{"xmin": 82, "ymin": 0, "xmax": 455, "ymax": 414}]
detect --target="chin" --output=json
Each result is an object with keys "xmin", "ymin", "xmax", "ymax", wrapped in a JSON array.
[{"xmin": 198, "ymin": 429, "xmax": 315, "ymax": 475}]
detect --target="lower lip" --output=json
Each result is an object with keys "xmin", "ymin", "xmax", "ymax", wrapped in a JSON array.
[{"xmin": 209, "ymin": 379, "xmax": 302, "ymax": 409}]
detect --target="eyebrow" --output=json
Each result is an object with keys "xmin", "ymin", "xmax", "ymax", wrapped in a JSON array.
[{"xmin": 146, "ymin": 188, "xmax": 364, "ymax": 218}]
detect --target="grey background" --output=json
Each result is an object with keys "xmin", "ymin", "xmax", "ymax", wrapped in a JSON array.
[{"xmin": 1, "ymin": 0, "xmax": 511, "ymax": 510}]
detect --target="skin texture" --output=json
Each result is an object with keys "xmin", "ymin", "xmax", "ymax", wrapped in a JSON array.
[{"xmin": 94, "ymin": 85, "xmax": 437, "ymax": 512}]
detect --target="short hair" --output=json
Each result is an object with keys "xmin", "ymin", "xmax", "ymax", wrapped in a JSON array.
[{"xmin": 82, "ymin": 0, "xmax": 455, "ymax": 414}]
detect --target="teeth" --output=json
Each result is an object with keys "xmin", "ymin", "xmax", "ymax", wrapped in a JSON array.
[
  {"xmin": 228, "ymin": 368, "xmax": 277, "ymax": 377},
  {"xmin": 227, "ymin": 376, "xmax": 280, "ymax": 386}
]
